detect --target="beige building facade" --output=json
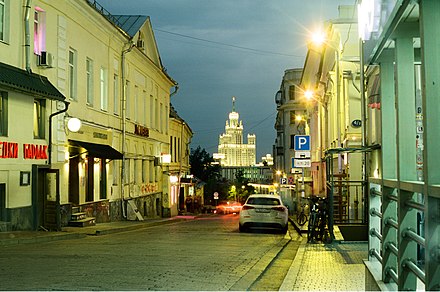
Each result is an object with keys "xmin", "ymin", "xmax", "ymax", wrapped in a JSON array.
[{"xmin": 0, "ymin": 0, "xmax": 180, "ymax": 230}]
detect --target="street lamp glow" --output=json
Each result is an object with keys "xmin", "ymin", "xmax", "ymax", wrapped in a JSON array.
[
  {"xmin": 311, "ymin": 31, "xmax": 326, "ymax": 46},
  {"xmin": 304, "ymin": 89, "xmax": 314, "ymax": 100},
  {"xmin": 276, "ymin": 170, "xmax": 282, "ymax": 175},
  {"xmin": 295, "ymin": 115, "xmax": 304, "ymax": 122}
]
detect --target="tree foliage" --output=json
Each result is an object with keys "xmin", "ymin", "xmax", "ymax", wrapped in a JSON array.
[{"xmin": 190, "ymin": 146, "xmax": 228, "ymax": 204}]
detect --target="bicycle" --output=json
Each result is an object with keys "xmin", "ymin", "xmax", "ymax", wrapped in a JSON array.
[
  {"xmin": 296, "ymin": 202, "xmax": 308, "ymax": 226},
  {"xmin": 307, "ymin": 196, "xmax": 331, "ymax": 243}
]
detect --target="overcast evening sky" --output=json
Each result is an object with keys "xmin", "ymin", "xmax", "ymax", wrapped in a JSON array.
[{"xmin": 98, "ymin": 0, "xmax": 356, "ymax": 160}]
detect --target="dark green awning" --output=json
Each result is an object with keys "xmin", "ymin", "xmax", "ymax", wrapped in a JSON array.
[{"xmin": 0, "ymin": 62, "xmax": 65, "ymax": 101}]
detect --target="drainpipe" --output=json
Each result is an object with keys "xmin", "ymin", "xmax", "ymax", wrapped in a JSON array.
[
  {"xmin": 48, "ymin": 101, "xmax": 69, "ymax": 165},
  {"xmin": 170, "ymin": 84, "xmax": 179, "ymax": 97},
  {"xmin": 24, "ymin": 0, "xmax": 32, "ymax": 73},
  {"xmin": 120, "ymin": 40, "xmax": 135, "ymax": 218}
]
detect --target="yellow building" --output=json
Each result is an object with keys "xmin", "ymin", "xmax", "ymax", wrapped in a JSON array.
[
  {"xmin": 0, "ymin": 0, "xmax": 178, "ymax": 230},
  {"xmin": 168, "ymin": 105, "xmax": 193, "ymax": 216}
]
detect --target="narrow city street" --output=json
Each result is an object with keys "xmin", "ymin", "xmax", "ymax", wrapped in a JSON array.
[{"xmin": 0, "ymin": 215, "xmax": 299, "ymax": 291}]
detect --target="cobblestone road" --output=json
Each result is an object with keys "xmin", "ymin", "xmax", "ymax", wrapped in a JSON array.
[{"xmin": 0, "ymin": 215, "xmax": 289, "ymax": 291}]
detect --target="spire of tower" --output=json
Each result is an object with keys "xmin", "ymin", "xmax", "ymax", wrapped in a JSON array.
[{"xmin": 232, "ymin": 96, "xmax": 236, "ymax": 112}]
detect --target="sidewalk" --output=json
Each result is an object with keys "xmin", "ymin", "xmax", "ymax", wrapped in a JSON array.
[
  {"xmin": 0, "ymin": 216, "xmax": 191, "ymax": 246},
  {"xmin": 280, "ymin": 238, "xmax": 368, "ymax": 291}
]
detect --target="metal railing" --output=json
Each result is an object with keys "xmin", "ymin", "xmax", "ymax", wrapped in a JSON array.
[{"xmin": 368, "ymin": 182, "xmax": 439, "ymax": 290}]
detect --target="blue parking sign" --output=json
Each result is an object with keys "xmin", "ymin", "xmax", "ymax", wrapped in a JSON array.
[{"xmin": 294, "ymin": 135, "xmax": 310, "ymax": 151}]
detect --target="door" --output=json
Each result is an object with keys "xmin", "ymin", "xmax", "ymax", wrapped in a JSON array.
[
  {"xmin": 0, "ymin": 184, "xmax": 6, "ymax": 222},
  {"xmin": 34, "ymin": 167, "xmax": 60, "ymax": 231}
]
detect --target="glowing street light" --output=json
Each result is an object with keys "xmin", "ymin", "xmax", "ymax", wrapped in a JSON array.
[
  {"xmin": 304, "ymin": 89, "xmax": 314, "ymax": 100},
  {"xmin": 311, "ymin": 31, "xmax": 326, "ymax": 46}
]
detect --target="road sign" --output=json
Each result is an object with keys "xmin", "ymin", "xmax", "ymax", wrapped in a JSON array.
[
  {"xmin": 294, "ymin": 135, "xmax": 310, "ymax": 151},
  {"xmin": 280, "ymin": 177, "xmax": 287, "ymax": 185},
  {"xmin": 292, "ymin": 158, "xmax": 311, "ymax": 168},
  {"xmin": 295, "ymin": 151, "xmax": 311, "ymax": 158},
  {"xmin": 213, "ymin": 192, "xmax": 219, "ymax": 199}
]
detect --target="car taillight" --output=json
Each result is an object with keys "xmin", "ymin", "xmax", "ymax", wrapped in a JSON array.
[
  {"xmin": 242, "ymin": 205, "xmax": 255, "ymax": 210},
  {"xmin": 272, "ymin": 206, "xmax": 286, "ymax": 212}
]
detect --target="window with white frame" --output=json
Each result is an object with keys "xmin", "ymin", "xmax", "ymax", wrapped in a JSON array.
[
  {"xmin": 86, "ymin": 58, "xmax": 93, "ymax": 105},
  {"xmin": 113, "ymin": 73, "xmax": 119, "ymax": 115},
  {"xmin": 68, "ymin": 48, "xmax": 77, "ymax": 100},
  {"xmin": 33, "ymin": 7, "xmax": 46, "ymax": 55},
  {"xmin": 33, "ymin": 99, "xmax": 45, "ymax": 139},
  {"xmin": 100, "ymin": 67, "xmax": 108, "ymax": 111}
]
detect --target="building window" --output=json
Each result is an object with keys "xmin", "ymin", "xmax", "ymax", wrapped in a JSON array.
[
  {"xmin": 112, "ymin": 160, "xmax": 119, "ymax": 186},
  {"xmin": 289, "ymin": 85, "xmax": 295, "ymax": 101},
  {"xmin": 0, "ymin": 0, "xmax": 8, "ymax": 42},
  {"xmin": 113, "ymin": 74, "xmax": 119, "ymax": 115},
  {"xmin": 68, "ymin": 48, "xmax": 77, "ymax": 101},
  {"xmin": 33, "ymin": 99, "xmax": 45, "ymax": 139},
  {"xmin": 33, "ymin": 8, "xmax": 46, "ymax": 55},
  {"xmin": 0, "ymin": 91, "xmax": 7, "ymax": 136},
  {"xmin": 86, "ymin": 58, "xmax": 93, "ymax": 105},
  {"xmin": 134, "ymin": 85, "xmax": 138, "ymax": 122},
  {"xmin": 149, "ymin": 95, "xmax": 153, "ymax": 127},
  {"xmin": 143, "ymin": 90, "xmax": 147, "ymax": 126},
  {"xmin": 100, "ymin": 67, "xmax": 108, "ymax": 111},
  {"xmin": 125, "ymin": 80, "xmax": 130, "ymax": 119}
]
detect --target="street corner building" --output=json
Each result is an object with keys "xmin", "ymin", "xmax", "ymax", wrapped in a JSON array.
[{"xmin": 0, "ymin": 0, "xmax": 193, "ymax": 232}]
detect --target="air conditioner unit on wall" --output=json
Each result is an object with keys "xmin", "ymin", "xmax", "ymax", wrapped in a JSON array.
[
  {"xmin": 136, "ymin": 39, "xmax": 145, "ymax": 49},
  {"xmin": 37, "ymin": 51, "xmax": 53, "ymax": 67}
]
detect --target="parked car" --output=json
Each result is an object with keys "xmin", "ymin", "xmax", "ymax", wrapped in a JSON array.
[
  {"xmin": 215, "ymin": 201, "xmax": 242, "ymax": 214},
  {"xmin": 239, "ymin": 194, "xmax": 288, "ymax": 233}
]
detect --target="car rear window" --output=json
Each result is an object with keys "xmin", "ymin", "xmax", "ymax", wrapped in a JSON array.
[{"xmin": 246, "ymin": 197, "xmax": 281, "ymax": 206}]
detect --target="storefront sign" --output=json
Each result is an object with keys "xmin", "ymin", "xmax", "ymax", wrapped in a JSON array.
[
  {"xmin": 0, "ymin": 142, "xmax": 47, "ymax": 160},
  {"xmin": 93, "ymin": 132, "xmax": 108, "ymax": 140},
  {"xmin": 134, "ymin": 124, "xmax": 149, "ymax": 137},
  {"xmin": 23, "ymin": 144, "xmax": 48, "ymax": 159},
  {"xmin": 0, "ymin": 142, "xmax": 19, "ymax": 158}
]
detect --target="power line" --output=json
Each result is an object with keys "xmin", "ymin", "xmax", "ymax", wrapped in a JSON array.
[{"xmin": 155, "ymin": 28, "xmax": 302, "ymax": 58}]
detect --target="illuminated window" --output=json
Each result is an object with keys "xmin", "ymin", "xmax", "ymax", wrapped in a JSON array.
[
  {"xmin": 86, "ymin": 58, "xmax": 93, "ymax": 105},
  {"xmin": 0, "ymin": 91, "xmax": 7, "ymax": 136},
  {"xmin": 33, "ymin": 8, "xmax": 46, "ymax": 55},
  {"xmin": 68, "ymin": 48, "xmax": 77, "ymax": 100},
  {"xmin": 33, "ymin": 99, "xmax": 45, "ymax": 139},
  {"xmin": 100, "ymin": 67, "xmax": 108, "ymax": 111}
]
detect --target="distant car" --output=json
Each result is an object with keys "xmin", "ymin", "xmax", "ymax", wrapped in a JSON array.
[
  {"xmin": 215, "ymin": 201, "xmax": 242, "ymax": 214},
  {"xmin": 239, "ymin": 194, "xmax": 288, "ymax": 233}
]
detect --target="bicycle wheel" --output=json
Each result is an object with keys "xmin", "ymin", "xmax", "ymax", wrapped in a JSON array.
[
  {"xmin": 297, "ymin": 212, "xmax": 308, "ymax": 226},
  {"xmin": 307, "ymin": 213, "xmax": 317, "ymax": 243}
]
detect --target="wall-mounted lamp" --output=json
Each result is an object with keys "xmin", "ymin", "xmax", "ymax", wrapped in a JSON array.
[{"xmin": 67, "ymin": 117, "xmax": 82, "ymax": 133}]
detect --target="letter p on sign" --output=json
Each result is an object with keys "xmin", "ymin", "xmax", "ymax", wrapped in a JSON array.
[{"xmin": 294, "ymin": 135, "xmax": 310, "ymax": 151}]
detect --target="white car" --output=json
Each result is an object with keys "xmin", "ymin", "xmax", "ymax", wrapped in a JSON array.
[{"xmin": 239, "ymin": 194, "xmax": 288, "ymax": 233}]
